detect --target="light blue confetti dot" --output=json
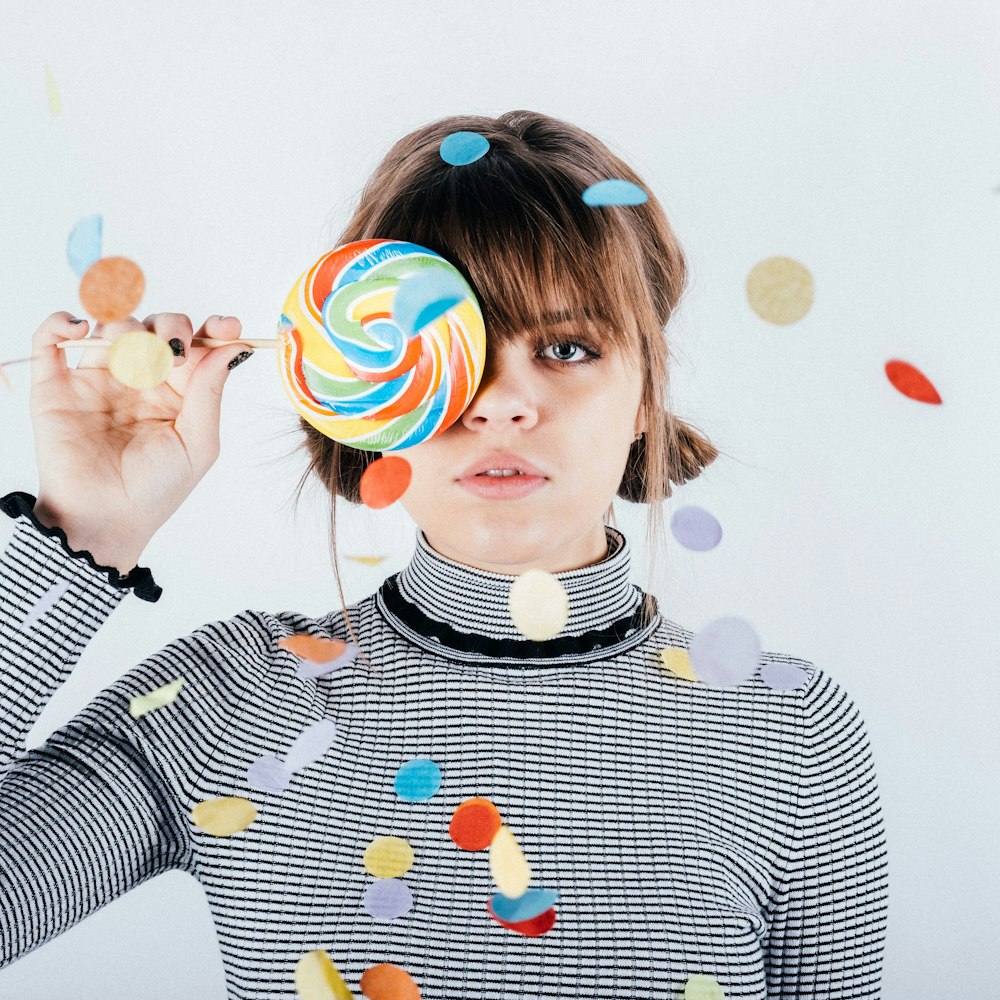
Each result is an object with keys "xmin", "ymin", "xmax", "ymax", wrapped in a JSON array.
[
  {"xmin": 582, "ymin": 179, "xmax": 648, "ymax": 206},
  {"xmin": 393, "ymin": 757, "xmax": 442, "ymax": 801},
  {"xmin": 393, "ymin": 269, "xmax": 468, "ymax": 336},
  {"xmin": 440, "ymin": 131, "xmax": 490, "ymax": 166},
  {"xmin": 67, "ymin": 214, "xmax": 103, "ymax": 276},
  {"xmin": 491, "ymin": 887, "xmax": 560, "ymax": 922}
]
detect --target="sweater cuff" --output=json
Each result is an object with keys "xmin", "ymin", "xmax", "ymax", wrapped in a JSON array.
[{"xmin": 0, "ymin": 491, "xmax": 162, "ymax": 602}]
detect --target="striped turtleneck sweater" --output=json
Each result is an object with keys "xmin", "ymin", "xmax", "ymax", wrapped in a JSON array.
[{"xmin": 0, "ymin": 492, "xmax": 889, "ymax": 999}]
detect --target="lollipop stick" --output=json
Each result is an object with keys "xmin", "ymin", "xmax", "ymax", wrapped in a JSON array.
[{"xmin": 55, "ymin": 336, "xmax": 284, "ymax": 350}]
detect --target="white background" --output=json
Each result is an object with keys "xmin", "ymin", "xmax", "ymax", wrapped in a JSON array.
[{"xmin": 1, "ymin": 1, "xmax": 999, "ymax": 997}]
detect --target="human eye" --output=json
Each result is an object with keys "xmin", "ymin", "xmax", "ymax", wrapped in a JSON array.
[{"xmin": 539, "ymin": 340, "xmax": 601, "ymax": 367}]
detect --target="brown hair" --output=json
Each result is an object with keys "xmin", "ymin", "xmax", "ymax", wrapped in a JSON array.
[{"xmin": 279, "ymin": 110, "xmax": 722, "ymax": 656}]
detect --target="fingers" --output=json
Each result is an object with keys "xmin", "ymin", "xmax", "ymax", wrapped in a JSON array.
[
  {"xmin": 29, "ymin": 311, "xmax": 91, "ymax": 390},
  {"xmin": 193, "ymin": 314, "xmax": 243, "ymax": 345}
]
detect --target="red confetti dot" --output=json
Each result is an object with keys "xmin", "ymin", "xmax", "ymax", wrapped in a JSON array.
[
  {"xmin": 449, "ymin": 797, "xmax": 503, "ymax": 851},
  {"xmin": 885, "ymin": 359, "xmax": 942, "ymax": 404},
  {"xmin": 486, "ymin": 898, "xmax": 558, "ymax": 937},
  {"xmin": 359, "ymin": 455, "xmax": 412, "ymax": 509},
  {"xmin": 359, "ymin": 963, "xmax": 421, "ymax": 1000}
]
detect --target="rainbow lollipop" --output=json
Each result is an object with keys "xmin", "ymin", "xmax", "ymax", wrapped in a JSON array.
[{"xmin": 277, "ymin": 239, "xmax": 486, "ymax": 452}]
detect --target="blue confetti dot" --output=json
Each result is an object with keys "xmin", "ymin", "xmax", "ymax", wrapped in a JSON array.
[
  {"xmin": 581, "ymin": 179, "xmax": 648, "ymax": 206},
  {"xmin": 393, "ymin": 269, "xmax": 468, "ymax": 336},
  {"xmin": 67, "ymin": 214, "xmax": 103, "ymax": 276},
  {"xmin": 393, "ymin": 758, "xmax": 442, "ymax": 801},
  {"xmin": 491, "ymin": 887, "xmax": 560, "ymax": 922},
  {"xmin": 440, "ymin": 131, "xmax": 490, "ymax": 166}
]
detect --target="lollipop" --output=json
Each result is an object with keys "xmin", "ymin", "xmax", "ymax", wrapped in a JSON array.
[{"xmin": 277, "ymin": 239, "xmax": 486, "ymax": 452}]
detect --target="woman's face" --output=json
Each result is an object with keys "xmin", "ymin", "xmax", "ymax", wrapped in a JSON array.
[{"xmin": 394, "ymin": 315, "xmax": 646, "ymax": 574}]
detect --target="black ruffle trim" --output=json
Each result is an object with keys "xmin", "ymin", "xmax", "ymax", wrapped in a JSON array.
[{"xmin": 0, "ymin": 491, "xmax": 162, "ymax": 603}]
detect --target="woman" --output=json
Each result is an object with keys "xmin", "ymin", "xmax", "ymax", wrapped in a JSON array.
[{"xmin": 0, "ymin": 110, "xmax": 888, "ymax": 998}]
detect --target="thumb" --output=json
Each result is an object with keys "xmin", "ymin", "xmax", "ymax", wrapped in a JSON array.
[
  {"xmin": 174, "ymin": 343, "xmax": 254, "ymax": 458},
  {"xmin": 29, "ymin": 312, "xmax": 91, "ymax": 391}
]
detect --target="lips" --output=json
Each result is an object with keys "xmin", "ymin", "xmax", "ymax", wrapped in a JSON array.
[{"xmin": 459, "ymin": 451, "xmax": 547, "ymax": 480}]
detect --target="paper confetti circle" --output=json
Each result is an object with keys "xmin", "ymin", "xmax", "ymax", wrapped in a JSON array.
[
  {"xmin": 659, "ymin": 647, "xmax": 698, "ymax": 682},
  {"xmin": 363, "ymin": 878, "xmax": 414, "ymax": 920},
  {"xmin": 191, "ymin": 796, "xmax": 257, "ymax": 837},
  {"xmin": 359, "ymin": 456, "xmax": 412, "ymax": 509},
  {"xmin": 246, "ymin": 754, "xmax": 293, "ymax": 793},
  {"xmin": 279, "ymin": 634, "xmax": 359, "ymax": 678},
  {"xmin": 449, "ymin": 797, "xmax": 503, "ymax": 851},
  {"xmin": 490, "ymin": 887, "xmax": 559, "ymax": 922},
  {"xmin": 129, "ymin": 677, "xmax": 184, "ymax": 719},
  {"xmin": 79, "ymin": 256, "xmax": 145, "ymax": 323},
  {"xmin": 107, "ymin": 330, "xmax": 174, "ymax": 389},
  {"xmin": 582, "ymin": 179, "xmax": 648, "ymax": 206},
  {"xmin": 884, "ymin": 359, "xmax": 942, "ymax": 404},
  {"xmin": 684, "ymin": 973, "xmax": 726, "ymax": 1000},
  {"xmin": 294, "ymin": 949, "xmax": 355, "ymax": 1000},
  {"xmin": 363, "ymin": 836, "xmax": 415, "ymax": 878},
  {"xmin": 670, "ymin": 505, "xmax": 723, "ymax": 551},
  {"xmin": 486, "ymin": 898, "xmax": 558, "ymax": 937},
  {"xmin": 759, "ymin": 660, "xmax": 808, "ymax": 691},
  {"xmin": 393, "ymin": 269, "xmax": 469, "ymax": 337},
  {"xmin": 489, "ymin": 824, "xmax": 531, "ymax": 899},
  {"xmin": 285, "ymin": 718, "xmax": 338, "ymax": 773},
  {"xmin": 393, "ymin": 758, "xmax": 442, "ymax": 801},
  {"xmin": 746, "ymin": 256, "xmax": 813, "ymax": 325},
  {"xmin": 439, "ymin": 131, "xmax": 490, "ymax": 165},
  {"xmin": 67, "ymin": 214, "xmax": 103, "ymax": 277},
  {"xmin": 359, "ymin": 963, "xmax": 421, "ymax": 1000},
  {"xmin": 689, "ymin": 617, "xmax": 761, "ymax": 688},
  {"xmin": 509, "ymin": 569, "xmax": 569, "ymax": 641}
]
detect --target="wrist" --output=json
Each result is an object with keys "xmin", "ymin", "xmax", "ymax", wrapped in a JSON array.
[{"xmin": 33, "ymin": 499, "xmax": 146, "ymax": 574}]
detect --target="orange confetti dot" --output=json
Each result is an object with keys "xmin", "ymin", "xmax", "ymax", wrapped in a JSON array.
[
  {"xmin": 79, "ymin": 256, "xmax": 145, "ymax": 323},
  {"xmin": 359, "ymin": 456, "xmax": 412, "ymax": 509},
  {"xmin": 449, "ymin": 797, "xmax": 503, "ymax": 851},
  {"xmin": 359, "ymin": 964, "xmax": 421, "ymax": 1000},
  {"xmin": 278, "ymin": 634, "xmax": 350, "ymax": 663},
  {"xmin": 885, "ymin": 359, "xmax": 942, "ymax": 404}
]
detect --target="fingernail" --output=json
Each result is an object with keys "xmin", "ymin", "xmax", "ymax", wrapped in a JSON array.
[
  {"xmin": 168, "ymin": 338, "xmax": 185, "ymax": 358},
  {"xmin": 69, "ymin": 318, "xmax": 85, "ymax": 325},
  {"xmin": 228, "ymin": 349, "xmax": 254, "ymax": 370}
]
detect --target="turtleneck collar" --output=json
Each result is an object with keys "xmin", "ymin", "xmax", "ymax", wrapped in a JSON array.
[{"xmin": 375, "ymin": 524, "xmax": 660, "ymax": 665}]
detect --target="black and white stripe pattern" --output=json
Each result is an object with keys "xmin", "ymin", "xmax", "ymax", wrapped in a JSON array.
[{"xmin": 0, "ymin": 504, "xmax": 889, "ymax": 998}]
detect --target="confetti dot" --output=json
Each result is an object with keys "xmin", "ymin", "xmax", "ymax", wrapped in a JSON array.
[
  {"xmin": 439, "ymin": 131, "xmax": 490, "ymax": 166},
  {"xmin": 746, "ymin": 256, "xmax": 813, "ymax": 325},
  {"xmin": 760, "ymin": 660, "xmax": 808, "ymax": 691},
  {"xmin": 363, "ymin": 836, "xmax": 415, "ymax": 879},
  {"xmin": 486, "ymin": 899, "xmax": 558, "ymax": 937},
  {"xmin": 129, "ymin": 677, "xmax": 185, "ymax": 719},
  {"xmin": 106, "ymin": 329, "xmax": 174, "ymax": 389},
  {"xmin": 490, "ymin": 887, "xmax": 559, "ymax": 922},
  {"xmin": 684, "ymin": 973, "xmax": 726, "ymax": 1000},
  {"xmin": 363, "ymin": 878, "xmax": 414, "ymax": 920},
  {"xmin": 246, "ymin": 754, "xmax": 292, "ymax": 793},
  {"xmin": 392, "ymin": 269, "xmax": 468, "ymax": 336},
  {"xmin": 659, "ymin": 647, "xmax": 698, "ymax": 682},
  {"xmin": 670, "ymin": 505, "xmax": 723, "ymax": 551},
  {"xmin": 20, "ymin": 578, "xmax": 73, "ymax": 629},
  {"xmin": 278, "ymin": 634, "xmax": 359, "ymax": 678},
  {"xmin": 489, "ymin": 824, "xmax": 531, "ymax": 898},
  {"xmin": 191, "ymin": 796, "xmax": 257, "ymax": 837},
  {"xmin": 689, "ymin": 617, "xmax": 761, "ymax": 688},
  {"xmin": 360, "ymin": 455, "xmax": 412, "ymax": 509},
  {"xmin": 285, "ymin": 718, "xmax": 338, "ymax": 773},
  {"xmin": 508, "ymin": 569, "xmax": 569, "ymax": 641},
  {"xmin": 67, "ymin": 214, "xmax": 103, "ymax": 277},
  {"xmin": 45, "ymin": 65, "xmax": 61, "ymax": 116},
  {"xmin": 345, "ymin": 555, "xmax": 387, "ymax": 566},
  {"xmin": 885, "ymin": 359, "xmax": 942, "ymax": 404},
  {"xmin": 393, "ymin": 758, "xmax": 442, "ymax": 801},
  {"xmin": 582, "ymin": 179, "xmax": 648, "ymax": 206},
  {"xmin": 449, "ymin": 797, "xmax": 503, "ymax": 851},
  {"xmin": 359, "ymin": 963, "xmax": 421, "ymax": 1000},
  {"xmin": 79, "ymin": 256, "xmax": 145, "ymax": 323},
  {"xmin": 294, "ymin": 949, "xmax": 355, "ymax": 1000}
]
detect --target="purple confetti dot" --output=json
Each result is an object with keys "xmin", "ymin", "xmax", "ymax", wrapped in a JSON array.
[
  {"xmin": 689, "ymin": 616, "xmax": 760, "ymax": 688},
  {"xmin": 760, "ymin": 660, "xmax": 809, "ymax": 691},
  {"xmin": 670, "ymin": 505, "xmax": 723, "ymax": 551},
  {"xmin": 363, "ymin": 878, "xmax": 413, "ymax": 920},
  {"xmin": 295, "ymin": 643, "xmax": 358, "ymax": 679},
  {"xmin": 284, "ymin": 718, "xmax": 337, "ymax": 774},
  {"xmin": 246, "ymin": 754, "xmax": 292, "ymax": 793}
]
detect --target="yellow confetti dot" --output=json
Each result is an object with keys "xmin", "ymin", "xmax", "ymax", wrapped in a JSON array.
[
  {"xmin": 363, "ymin": 836, "xmax": 414, "ymax": 878},
  {"xmin": 746, "ymin": 256, "xmax": 814, "ymax": 325},
  {"xmin": 508, "ymin": 569, "xmax": 569, "ymax": 641},
  {"xmin": 659, "ymin": 647, "xmax": 697, "ymax": 682},
  {"xmin": 45, "ymin": 65, "xmax": 61, "ymax": 116},
  {"xmin": 107, "ymin": 330, "xmax": 174, "ymax": 389},
  {"xmin": 684, "ymin": 973, "xmax": 726, "ymax": 999},
  {"xmin": 129, "ymin": 677, "xmax": 185, "ymax": 719},
  {"xmin": 489, "ymin": 824, "xmax": 531, "ymax": 899},
  {"xmin": 344, "ymin": 555, "xmax": 387, "ymax": 566},
  {"xmin": 191, "ymin": 796, "xmax": 257, "ymax": 837},
  {"xmin": 295, "ymin": 949, "xmax": 356, "ymax": 1000}
]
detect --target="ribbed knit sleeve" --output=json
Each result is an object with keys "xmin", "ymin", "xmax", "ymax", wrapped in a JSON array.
[
  {"xmin": 0, "ymin": 507, "xmax": 272, "ymax": 966},
  {"xmin": 763, "ymin": 669, "xmax": 890, "ymax": 997}
]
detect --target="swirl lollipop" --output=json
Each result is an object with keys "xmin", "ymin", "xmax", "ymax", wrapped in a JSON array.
[{"xmin": 276, "ymin": 239, "xmax": 486, "ymax": 452}]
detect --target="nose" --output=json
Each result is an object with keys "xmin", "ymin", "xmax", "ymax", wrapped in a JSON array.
[{"xmin": 459, "ymin": 341, "xmax": 539, "ymax": 432}]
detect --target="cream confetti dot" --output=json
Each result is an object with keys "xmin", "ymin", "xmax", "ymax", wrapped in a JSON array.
[
  {"xmin": 684, "ymin": 973, "xmax": 726, "ymax": 999},
  {"xmin": 659, "ymin": 647, "xmax": 697, "ymax": 682},
  {"xmin": 45, "ymin": 65, "xmax": 61, "ymax": 116},
  {"xmin": 489, "ymin": 824, "xmax": 532, "ymax": 899},
  {"xmin": 190, "ymin": 796, "xmax": 257, "ymax": 837},
  {"xmin": 509, "ymin": 569, "xmax": 569, "ymax": 641},
  {"xmin": 107, "ymin": 329, "xmax": 174, "ymax": 389},
  {"xmin": 129, "ymin": 677, "xmax": 185, "ymax": 719},
  {"xmin": 363, "ymin": 836, "xmax": 415, "ymax": 878},
  {"xmin": 746, "ymin": 256, "xmax": 814, "ymax": 325},
  {"xmin": 295, "ymin": 949, "xmax": 356, "ymax": 1000}
]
